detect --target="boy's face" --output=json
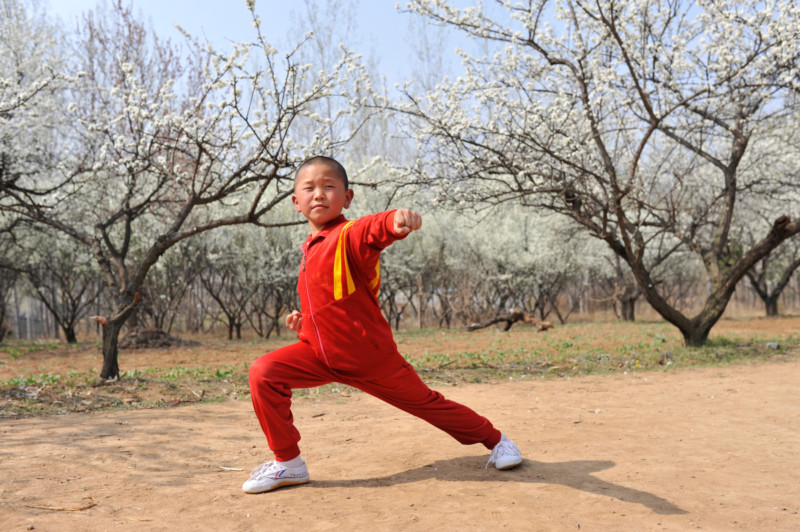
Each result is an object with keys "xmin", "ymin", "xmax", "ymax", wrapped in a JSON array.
[{"xmin": 292, "ymin": 162, "xmax": 353, "ymax": 235}]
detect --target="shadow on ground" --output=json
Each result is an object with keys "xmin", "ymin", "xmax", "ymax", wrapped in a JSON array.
[{"xmin": 308, "ymin": 455, "xmax": 687, "ymax": 515}]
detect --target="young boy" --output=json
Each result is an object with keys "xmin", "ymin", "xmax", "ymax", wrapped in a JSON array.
[{"xmin": 243, "ymin": 156, "xmax": 522, "ymax": 493}]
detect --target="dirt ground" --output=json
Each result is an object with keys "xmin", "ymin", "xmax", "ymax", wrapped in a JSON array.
[{"xmin": 1, "ymin": 350, "xmax": 799, "ymax": 530}]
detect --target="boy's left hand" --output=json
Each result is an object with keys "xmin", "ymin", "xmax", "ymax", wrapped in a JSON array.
[
  {"xmin": 285, "ymin": 310, "xmax": 302, "ymax": 333},
  {"xmin": 393, "ymin": 209, "xmax": 422, "ymax": 236}
]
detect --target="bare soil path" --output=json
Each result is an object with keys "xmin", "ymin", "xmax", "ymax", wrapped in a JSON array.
[{"xmin": 2, "ymin": 357, "xmax": 799, "ymax": 531}]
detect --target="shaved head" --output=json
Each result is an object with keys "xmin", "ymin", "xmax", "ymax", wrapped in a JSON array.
[{"xmin": 294, "ymin": 156, "xmax": 349, "ymax": 190}]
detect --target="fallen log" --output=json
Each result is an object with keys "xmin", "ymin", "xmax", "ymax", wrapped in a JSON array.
[{"xmin": 466, "ymin": 310, "xmax": 553, "ymax": 332}]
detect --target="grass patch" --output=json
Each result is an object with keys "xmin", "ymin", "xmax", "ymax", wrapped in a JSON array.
[
  {"xmin": 1, "ymin": 320, "xmax": 798, "ymax": 417},
  {"xmin": 401, "ymin": 322, "xmax": 799, "ymax": 383},
  {"xmin": 1, "ymin": 341, "xmax": 68, "ymax": 360}
]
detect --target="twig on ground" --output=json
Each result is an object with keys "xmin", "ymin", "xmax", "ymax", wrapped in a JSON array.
[
  {"xmin": 24, "ymin": 498, "xmax": 96, "ymax": 511},
  {"xmin": 185, "ymin": 387, "xmax": 205, "ymax": 400}
]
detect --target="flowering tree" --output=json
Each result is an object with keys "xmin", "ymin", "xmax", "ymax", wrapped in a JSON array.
[
  {"xmin": 195, "ymin": 217, "xmax": 300, "ymax": 340},
  {"xmin": 0, "ymin": 0, "xmax": 70, "ymax": 342},
  {"xmin": 138, "ymin": 239, "xmax": 203, "ymax": 332},
  {"xmin": 0, "ymin": 221, "xmax": 21, "ymax": 342},
  {"xmin": 0, "ymin": 0, "xmax": 65, "ymax": 116},
  {"xmin": 732, "ymin": 128, "xmax": 800, "ymax": 316},
  {"xmin": 15, "ymin": 226, "xmax": 103, "ymax": 343},
  {"xmin": 0, "ymin": 0, "xmax": 68, "ymax": 227},
  {"xmin": 242, "ymin": 225, "xmax": 300, "ymax": 339},
  {"xmin": 0, "ymin": 1, "xmax": 379, "ymax": 380},
  {"xmin": 737, "ymin": 199, "xmax": 800, "ymax": 316},
  {"xmin": 401, "ymin": 0, "xmax": 800, "ymax": 345},
  {"xmin": 745, "ymin": 243, "xmax": 800, "ymax": 316}
]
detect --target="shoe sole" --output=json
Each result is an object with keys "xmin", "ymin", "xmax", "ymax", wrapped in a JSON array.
[
  {"xmin": 243, "ymin": 478, "xmax": 310, "ymax": 494},
  {"xmin": 496, "ymin": 458, "xmax": 523, "ymax": 470}
]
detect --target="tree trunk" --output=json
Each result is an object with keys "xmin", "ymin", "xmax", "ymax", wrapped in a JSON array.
[
  {"xmin": 669, "ymin": 291, "xmax": 732, "ymax": 347},
  {"xmin": 265, "ymin": 319, "xmax": 277, "ymax": 339},
  {"xmin": 634, "ymin": 266, "xmax": 730, "ymax": 348},
  {"xmin": 96, "ymin": 291, "xmax": 140, "ymax": 381},
  {"xmin": 0, "ymin": 311, "xmax": 7, "ymax": 342},
  {"xmin": 100, "ymin": 320, "xmax": 123, "ymax": 380},
  {"xmin": 681, "ymin": 322, "xmax": 714, "ymax": 347},
  {"xmin": 416, "ymin": 274, "xmax": 425, "ymax": 329},
  {"xmin": 0, "ymin": 298, "xmax": 7, "ymax": 343},
  {"xmin": 621, "ymin": 298, "xmax": 635, "ymax": 321},
  {"xmin": 25, "ymin": 298, "xmax": 32, "ymax": 339},
  {"xmin": 765, "ymin": 297, "xmax": 778, "ymax": 317},
  {"xmin": 51, "ymin": 285, "xmax": 59, "ymax": 339},
  {"xmin": 128, "ymin": 306, "xmax": 140, "ymax": 329},
  {"xmin": 13, "ymin": 286, "xmax": 21, "ymax": 340},
  {"xmin": 63, "ymin": 325, "xmax": 78, "ymax": 344}
]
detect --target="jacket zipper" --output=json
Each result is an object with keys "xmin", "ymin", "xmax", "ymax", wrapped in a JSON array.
[{"xmin": 301, "ymin": 244, "xmax": 330, "ymax": 367}]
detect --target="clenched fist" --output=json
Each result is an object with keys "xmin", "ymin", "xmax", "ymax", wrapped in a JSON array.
[{"xmin": 393, "ymin": 209, "xmax": 422, "ymax": 236}]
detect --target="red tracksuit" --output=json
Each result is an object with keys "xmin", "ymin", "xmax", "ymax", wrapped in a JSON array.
[{"xmin": 248, "ymin": 211, "xmax": 501, "ymax": 461}]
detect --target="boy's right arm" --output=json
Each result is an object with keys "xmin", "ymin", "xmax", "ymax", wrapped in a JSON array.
[
  {"xmin": 353, "ymin": 209, "xmax": 422, "ymax": 250},
  {"xmin": 344, "ymin": 209, "xmax": 422, "ymax": 275}
]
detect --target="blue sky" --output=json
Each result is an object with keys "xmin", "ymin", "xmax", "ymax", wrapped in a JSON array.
[{"xmin": 47, "ymin": 0, "xmax": 465, "ymax": 85}]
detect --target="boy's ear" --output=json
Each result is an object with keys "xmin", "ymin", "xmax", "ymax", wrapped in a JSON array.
[
  {"xmin": 291, "ymin": 194, "xmax": 302, "ymax": 213},
  {"xmin": 343, "ymin": 189, "xmax": 354, "ymax": 209}
]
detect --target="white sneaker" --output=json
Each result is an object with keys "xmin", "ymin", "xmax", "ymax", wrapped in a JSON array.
[
  {"xmin": 486, "ymin": 434, "xmax": 522, "ymax": 470},
  {"xmin": 242, "ymin": 460, "xmax": 310, "ymax": 493}
]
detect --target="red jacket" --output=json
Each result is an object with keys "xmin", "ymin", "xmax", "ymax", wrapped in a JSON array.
[{"xmin": 297, "ymin": 211, "xmax": 406, "ymax": 375}]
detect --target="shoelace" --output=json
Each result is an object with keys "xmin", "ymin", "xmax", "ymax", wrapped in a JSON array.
[
  {"xmin": 485, "ymin": 440, "xmax": 519, "ymax": 469},
  {"xmin": 249, "ymin": 461, "xmax": 279, "ymax": 479}
]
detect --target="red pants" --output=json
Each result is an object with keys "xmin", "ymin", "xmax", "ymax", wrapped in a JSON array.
[{"xmin": 249, "ymin": 341, "xmax": 502, "ymax": 461}]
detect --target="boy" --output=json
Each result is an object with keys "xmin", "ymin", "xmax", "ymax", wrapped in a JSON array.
[{"xmin": 243, "ymin": 156, "xmax": 522, "ymax": 493}]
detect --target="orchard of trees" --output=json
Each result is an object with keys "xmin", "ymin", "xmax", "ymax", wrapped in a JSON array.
[{"xmin": 1, "ymin": 0, "xmax": 799, "ymax": 380}]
